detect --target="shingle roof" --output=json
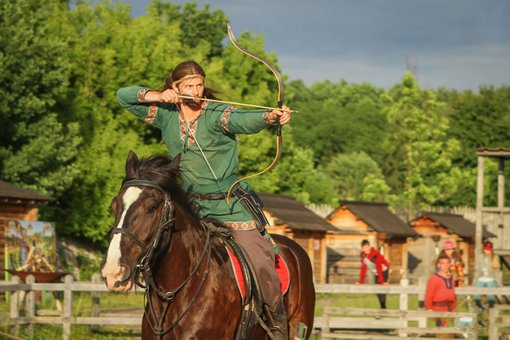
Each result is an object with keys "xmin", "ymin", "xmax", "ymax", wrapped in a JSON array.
[
  {"xmin": 328, "ymin": 201, "xmax": 418, "ymax": 237},
  {"xmin": 259, "ymin": 193, "xmax": 336, "ymax": 232},
  {"xmin": 0, "ymin": 180, "xmax": 53, "ymax": 202},
  {"xmin": 413, "ymin": 212, "xmax": 496, "ymax": 238}
]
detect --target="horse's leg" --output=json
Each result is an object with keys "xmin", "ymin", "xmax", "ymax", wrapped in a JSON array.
[{"xmin": 273, "ymin": 235, "xmax": 316, "ymax": 339}]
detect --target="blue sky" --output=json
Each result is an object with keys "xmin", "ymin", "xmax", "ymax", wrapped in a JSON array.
[{"xmin": 117, "ymin": 0, "xmax": 510, "ymax": 91}]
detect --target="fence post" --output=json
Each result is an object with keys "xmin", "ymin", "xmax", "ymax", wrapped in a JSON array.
[
  {"xmin": 9, "ymin": 275, "xmax": 20, "ymax": 337},
  {"xmin": 25, "ymin": 274, "xmax": 35, "ymax": 337},
  {"xmin": 321, "ymin": 299, "xmax": 330, "ymax": 337},
  {"xmin": 488, "ymin": 307, "xmax": 498, "ymax": 340},
  {"xmin": 91, "ymin": 273, "xmax": 101, "ymax": 331},
  {"xmin": 417, "ymin": 276, "xmax": 427, "ymax": 328},
  {"xmin": 399, "ymin": 279, "xmax": 409, "ymax": 337},
  {"xmin": 63, "ymin": 275, "xmax": 73, "ymax": 340}
]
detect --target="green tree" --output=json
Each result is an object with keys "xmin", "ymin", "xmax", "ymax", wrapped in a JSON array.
[
  {"xmin": 383, "ymin": 72, "xmax": 467, "ymax": 214},
  {"xmin": 287, "ymin": 80, "xmax": 387, "ymax": 165},
  {"xmin": 322, "ymin": 151, "xmax": 392, "ymax": 202},
  {"xmin": 0, "ymin": 0, "xmax": 82, "ymax": 196},
  {"xmin": 437, "ymin": 86, "xmax": 510, "ymax": 206}
]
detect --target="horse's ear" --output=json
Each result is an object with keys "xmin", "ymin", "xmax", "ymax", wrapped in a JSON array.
[
  {"xmin": 169, "ymin": 153, "xmax": 181, "ymax": 173},
  {"xmin": 126, "ymin": 150, "xmax": 139, "ymax": 177}
]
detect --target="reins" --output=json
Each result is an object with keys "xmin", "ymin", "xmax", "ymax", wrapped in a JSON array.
[{"xmin": 111, "ymin": 179, "xmax": 212, "ymax": 337}]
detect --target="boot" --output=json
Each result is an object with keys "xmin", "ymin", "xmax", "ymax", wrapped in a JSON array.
[{"xmin": 265, "ymin": 295, "xmax": 289, "ymax": 340}]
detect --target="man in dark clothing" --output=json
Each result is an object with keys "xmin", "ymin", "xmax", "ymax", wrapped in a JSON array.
[{"xmin": 358, "ymin": 239, "xmax": 390, "ymax": 308}]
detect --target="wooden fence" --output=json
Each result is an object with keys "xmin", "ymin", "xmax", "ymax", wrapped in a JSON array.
[
  {"xmin": 489, "ymin": 305, "xmax": 510, "ymax": 340},
  {"xmin": 1, "ymin": 274, "xmax": 142, "ymax": 339},
  {"xmin": 2, "ymin": 275, "xmax": 510, "ymax": 339}
]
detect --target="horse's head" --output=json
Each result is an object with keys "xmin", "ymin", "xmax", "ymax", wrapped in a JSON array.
[{"xmin": 100, "ymin": 150, "xmax": 182, "ymax": 291}]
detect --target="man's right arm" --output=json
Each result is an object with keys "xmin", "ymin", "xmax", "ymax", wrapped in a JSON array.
[{"xmin": 117, "ymin": 86, "xmax": 170, "ymax": 127}]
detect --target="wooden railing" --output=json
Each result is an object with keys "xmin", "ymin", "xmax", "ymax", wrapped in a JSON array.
[
  {"xmin": 1, "ymin": 274, "xmax": 142, "ymax": 339},
  {"xmin": 489, "ymin": 305, "xmax": 510, "ymax": 340},
  {"xmin": 2, "ymin": 276, "xmax": 510, "ymax": 339}
]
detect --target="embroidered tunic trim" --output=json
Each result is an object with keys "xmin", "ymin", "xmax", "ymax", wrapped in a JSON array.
[
  {"xmin": 221, "ymin": 106, "xmax": 236, "ymax": 132},
  {"xmin": 137, "ymin": 88, "xmax": 150, "ymax": 103},
  {"xmin": 263, "ymin": 111, "xmax": 272, "ymax": 125},
  {"xmin": 179, "ymin": 113, "xmax": 199, "ymax": 146},
  {"xmin": 223, "ymin": 221, "xmax": 257, "ymax": 230},
  {"xmin": 145, "ymin": 105, "xmax": 158, "ymax": 124}
]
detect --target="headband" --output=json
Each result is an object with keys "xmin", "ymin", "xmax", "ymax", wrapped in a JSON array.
[{"xmin": 171, "ymin": 74, "xmax": 205, "ymax": 86}]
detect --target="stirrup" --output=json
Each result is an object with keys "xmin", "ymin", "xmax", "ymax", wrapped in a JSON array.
[{"xmin": 263, "ymin": 304, "xmax": 289, "ymax": 340}]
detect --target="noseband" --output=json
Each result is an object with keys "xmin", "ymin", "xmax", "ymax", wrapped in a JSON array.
[{"xmin": 109, "ymin": 179, "xmax": 212, "ymax": 336}]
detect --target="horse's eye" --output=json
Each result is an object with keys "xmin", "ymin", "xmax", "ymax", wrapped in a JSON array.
[{"xmin": 146, "ymin": 205, "xmax": 158, "ymax": 214}]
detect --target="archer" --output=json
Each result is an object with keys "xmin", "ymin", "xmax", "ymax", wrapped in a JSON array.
[{"xmin": 116, "ymin": 60, "xmax": 291, "ymax": 339}]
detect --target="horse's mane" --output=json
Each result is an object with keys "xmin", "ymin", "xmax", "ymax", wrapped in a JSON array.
[{"xmin": 122, "ymin": 154, "xmax": 196, "ymax": 216}]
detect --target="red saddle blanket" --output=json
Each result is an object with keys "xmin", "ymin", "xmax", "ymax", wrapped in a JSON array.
[{"xmin": 225, "ymin": 246, "xmax": 290, "ymax": 300}]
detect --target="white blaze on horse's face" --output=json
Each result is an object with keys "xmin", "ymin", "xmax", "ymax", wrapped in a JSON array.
[{"xmin": 101, "ymin": 186, "xmax": 142, "ymax": 291}]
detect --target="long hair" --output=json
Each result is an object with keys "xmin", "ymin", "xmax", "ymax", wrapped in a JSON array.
[{"xmin": 159, "ymin": 60, "xmax": 219, "ymax": 99}]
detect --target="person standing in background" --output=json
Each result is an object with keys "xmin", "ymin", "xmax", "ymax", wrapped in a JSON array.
[
  {"xmin": 474, "ymin": 241, "xmax": 499, "ymax": 310},
  {"xmin": 438, "ymin": 239, "xmax": 465, "ymax": 287},
  {"xmin": 358, "ymin": 239, "xmax": 390, "ymax": 309},
  {"xmin": 425, "ymin": 254, "xmax": 457, "ymax": 336}
]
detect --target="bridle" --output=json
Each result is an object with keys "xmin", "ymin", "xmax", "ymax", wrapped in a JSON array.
[{"xmin": 108, "ymin": 179, "xmax": 212, "ymax": 337}]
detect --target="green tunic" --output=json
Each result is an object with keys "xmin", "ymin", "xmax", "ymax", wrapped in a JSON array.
[{"xmin": 117, "ymin": 86, "xmax": 270, "ymax": 226}]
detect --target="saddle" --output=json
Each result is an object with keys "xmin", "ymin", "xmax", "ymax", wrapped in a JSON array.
[
  {"xmin": 225, "ymin": 246, "xmax": 290, "ymax": 300},
  {"xmin": 202, "ymin": 220, "xmax": 290, "ymax": 340}
]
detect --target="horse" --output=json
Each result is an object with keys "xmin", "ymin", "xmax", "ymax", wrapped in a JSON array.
[{"xmin": 101, "ymin": 151, "xmax": 315, "ymax": 339}]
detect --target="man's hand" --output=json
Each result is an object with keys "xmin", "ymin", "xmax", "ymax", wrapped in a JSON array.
[
  {"xmin": 267, "ymin": 105, "xmax": 291, "ymax": 125},
  {"xmin": 158, "ymin": 89, "xmax": 181, "ymax": 103}
]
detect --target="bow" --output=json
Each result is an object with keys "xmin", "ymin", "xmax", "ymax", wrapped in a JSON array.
[{"xmin": 225, "ymin": 23, "xmax": 284, "ymax": 204}]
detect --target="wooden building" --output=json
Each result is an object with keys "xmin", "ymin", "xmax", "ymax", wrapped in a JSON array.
[
  {"xmin": 408, "ymin": 212, "xmax": 496, "ymax": 284},
  {"xmin": 326, "ymin": 201, "xmax": 418, "ymax": 284},
  {"xmin": 258, "ymin": 193, "xmax": 336, "ymax": 284},
  {"xmin": 0, "ymin": 180, "xmax": 53, "ymax": 273}
]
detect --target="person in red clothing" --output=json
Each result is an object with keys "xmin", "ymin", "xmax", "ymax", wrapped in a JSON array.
[
  {"xmin": 358, "ymin": 239, "xmax": 390, "ymax": 308},
  {"xmin": 425, "ymin": 254, "xmax": 457, "ymax": 331}
]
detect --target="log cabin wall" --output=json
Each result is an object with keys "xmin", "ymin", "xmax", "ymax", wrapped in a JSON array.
[
  {"xmin": 326, "ymin": 206, "xmax": 408, "ymax": 283},
  {"xmin": 408, "ymin": 216, "xmax": 476, "ymax": 284}
]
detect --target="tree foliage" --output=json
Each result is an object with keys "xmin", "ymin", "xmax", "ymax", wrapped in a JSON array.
[
  {"xmin": 2, "ymin": 0, "xmax": 509, "ymax": 245},
  {"xmin": 382, "ymin": 73, "xmax": 468, "ymax": 213},
  {"xmin": 0, "ymin": 0, "xmax": 82, "ymax": 195}
]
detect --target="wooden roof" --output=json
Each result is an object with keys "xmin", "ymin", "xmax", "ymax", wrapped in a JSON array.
[
  {"xmin": 329, "ymin": 201, "xmax": 418, "ymax": 237},
  {"xmin": 411, "ymin": 212, "xmax": 496, "ymax": 238},
  {"xmin": 259, "ymin": 193, "xmax": 336, "ymax": 232},
  {"xmin": 0, "ymin": 180, "xmax": 53, "ymax": 202}
]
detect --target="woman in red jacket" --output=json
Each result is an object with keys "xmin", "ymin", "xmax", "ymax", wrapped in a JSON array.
[{"xmin": 425, "ymin": 254, "xmax": 457, "ymax": 330}]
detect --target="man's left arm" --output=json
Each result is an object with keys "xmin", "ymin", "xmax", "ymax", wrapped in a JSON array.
[{"xmin": 217, "ymin": 106, "xmax": 290, "ymax": 134}]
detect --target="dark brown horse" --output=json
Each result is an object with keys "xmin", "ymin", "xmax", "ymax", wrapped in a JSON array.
[{"xmin": 101, "ymin": 151, "xmax": 315, "ymax": 339}]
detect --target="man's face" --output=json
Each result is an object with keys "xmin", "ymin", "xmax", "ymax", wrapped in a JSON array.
[
  {"xmin": 174, "ymin": 77, "xmax": 204, "ymax": 97},
  {"xmin": 437, "ymin": 259, "xmax": 450, "ymax": 273},
  {"xmin": 361, "ymin": 244, "xmax": 371, "ymax": 254}
]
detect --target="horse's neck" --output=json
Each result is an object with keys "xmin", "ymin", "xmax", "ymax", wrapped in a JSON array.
[{"xmin": 153, "ymin": 203, "xmax": 207, "ymax": 284}]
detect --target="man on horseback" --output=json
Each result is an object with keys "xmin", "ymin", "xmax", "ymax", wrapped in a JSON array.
[{"xmin": 117, "ymin": 60, "xmax": 291, "ymax": 339}]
